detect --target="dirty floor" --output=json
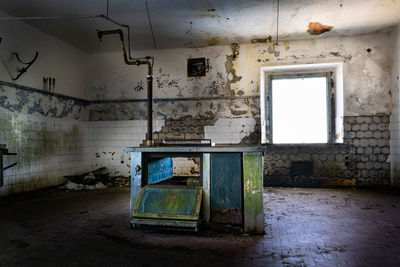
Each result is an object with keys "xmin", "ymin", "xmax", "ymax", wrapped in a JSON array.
[{"xmin": 0, "ymin": 187, "xmax": 399, "ymax": 266}]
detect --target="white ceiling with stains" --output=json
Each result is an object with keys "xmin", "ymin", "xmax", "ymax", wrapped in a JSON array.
[{"xmin": 0, "ymin": 0, "xmax": 399, "ymax": 53}]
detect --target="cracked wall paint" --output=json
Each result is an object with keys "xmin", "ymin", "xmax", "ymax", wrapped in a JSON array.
[
  {"xmin": 0, "ymin": 84, "xmax": 88, "ymax": 120},
  {"xmin": 224, "ymin": 43, "xmax": 242, "ymax": 95},
  {"xmin": 88, "ymin": 98, "xmax": 259, "ymax": 121},
  {"xmin": 1, "ymin": 29, "xmax": 397, "ymax": 192},
  {"xmin": 86, "ymin": 31, "xmax": 392, "ymax": 117}
]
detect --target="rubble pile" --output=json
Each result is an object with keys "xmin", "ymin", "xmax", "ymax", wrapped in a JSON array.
[{"xmin": 61, "ymin": 167, "xmax": 130, "ymax": 191}]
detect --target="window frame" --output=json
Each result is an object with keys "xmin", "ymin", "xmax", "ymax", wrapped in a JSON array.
[
  {"xmin": 268, "ymin": 72, "xmax": 334, "ymax": 144},
  {"xmin": 260, "ymin": 63, "xmax": 344, "ymax": 145}
]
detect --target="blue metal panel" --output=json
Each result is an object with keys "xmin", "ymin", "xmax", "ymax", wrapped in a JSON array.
[
  {"xmin": 210, "ymin": 153, "xmax": 242, "ymax": 224},
  {"xmin": 148, "ymin": 157, "xmax": 173, "ymax": 184}
]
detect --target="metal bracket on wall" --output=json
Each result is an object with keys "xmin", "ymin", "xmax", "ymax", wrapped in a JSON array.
[
  {"xmin": 0, "ymin": 51, "xmax": 39, "ymax": 81},
  {"xmin": 12, "ymin": 51, "xmax": 39, "ymax": 81}
]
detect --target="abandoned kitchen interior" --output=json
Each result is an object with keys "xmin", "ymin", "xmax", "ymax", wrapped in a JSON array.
[{"xmin": 0, "ymin": 0, "xmax": 400, "ymax": 266}]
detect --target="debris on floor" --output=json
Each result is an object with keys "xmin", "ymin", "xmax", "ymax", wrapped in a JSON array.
[
  {"xmin": 60, "ymin": 167, "xmax": 130, "ymax": 191},
  {"xmin": 61, "ymin": 180, "xmax": 107, "ymax": 191},
  {"xmin": 1, "ymin": 187, "xmax": 399, "ymax": 266}
]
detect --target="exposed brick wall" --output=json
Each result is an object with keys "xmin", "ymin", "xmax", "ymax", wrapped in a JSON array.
[
  {"xmin": 264, "ymin": 115, "xmax": 390, "ymax": 187},
  {"xmin": 152, "ymin": 116, "xmax": 216, "ymax": 142}
]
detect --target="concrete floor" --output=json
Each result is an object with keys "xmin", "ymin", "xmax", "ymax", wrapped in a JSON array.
[{"xmin": 0, "ymin": 187, "xmax": 399, "ymax": 266}]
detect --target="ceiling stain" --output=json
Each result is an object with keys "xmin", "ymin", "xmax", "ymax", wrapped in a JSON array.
[
  {"xmin": 1, "ymin": 1, "xmax": 399, "ymax": 52},
  {"xmin": 251, "ymin": 36, "xmax": 272, "ymax": 43},
  {"xmin": 206, "ymin": 37, "xmax": 221, "ymax": 46},
  {"xmin": 194, "ymin": 13, "xmax": 221, "ymax": 18}
]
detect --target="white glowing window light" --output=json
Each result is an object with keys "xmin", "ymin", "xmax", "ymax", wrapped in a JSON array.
[{"xmin": 272, "ymin": 77, "xmax": 328, "ymax": 144}]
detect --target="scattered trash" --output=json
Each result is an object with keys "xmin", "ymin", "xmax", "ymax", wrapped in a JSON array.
[
  {"xmin": 83, "ymin": 172, "xmax": 97, "ymax": 185},
  {"xmin": 63, "ymin": 181, "xmax": 84, "ymax": 191},
  {"xmin": 60, "ymin": 167, "xmax": 130, "ymax": 191}
]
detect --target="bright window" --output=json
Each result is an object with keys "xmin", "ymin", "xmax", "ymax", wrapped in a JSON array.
[{"xmin": 271, "ymin": 76, "xmax": 329, "ymax": 144}]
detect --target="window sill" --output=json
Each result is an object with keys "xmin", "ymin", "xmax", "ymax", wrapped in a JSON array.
[{"xmin": 264, "ymin": 143, "xmax": 345, "ymax": 147}]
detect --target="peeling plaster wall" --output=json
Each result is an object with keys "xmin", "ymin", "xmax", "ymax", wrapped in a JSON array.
[
  {"xmin": 89, "ymin": 98, "xmax": 259, "ymax": 121},
  {"xmin": 0, "ymin": 82, "xmax": 88, "ymax": 120},
  {"xmin": 1, "ymin": 9, "xmax": 393, "ymax": 193},
  {"xmin": 0, "ymin": 84, "xmax": 90, "ymax": 196},
  {"xmin": 390, "ymin": 25, "xmax": 400, "ymax": 188},
  {"xmin": 87, "ymin": 31, "xmax": 392, "ymax": 119},
  {"xmin": 0, "ymin": 11, "xmax": 89, "ymax": 99},
  {"xmin": 85, "ymin": 31, "xmax": 394, "ymax": 187},
  {"xmin": 1, "ymin": 29, "xmax": 394, "ymax": 193}
]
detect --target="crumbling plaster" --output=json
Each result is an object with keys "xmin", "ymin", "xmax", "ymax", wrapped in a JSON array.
[
  {"xmin": 0, "ymin": 83, "xmax": 88, "ymax": 120},
  {"xmin": 86, "ymin": 30, "xmax": 393, "ymax": 120},
  {"xmin": 1, "ymin": 25, "xmax": 398, "ymax": 194}
]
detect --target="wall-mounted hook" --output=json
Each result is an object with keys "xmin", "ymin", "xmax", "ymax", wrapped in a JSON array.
[{"xmin": 12, "ymin": 51, "xmax": 39, "ymax": 81}]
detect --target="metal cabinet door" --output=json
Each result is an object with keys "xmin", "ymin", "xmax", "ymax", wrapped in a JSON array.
[{"xmin": 210, "ymin": 153, "xmax": 242, "ymax": 224}]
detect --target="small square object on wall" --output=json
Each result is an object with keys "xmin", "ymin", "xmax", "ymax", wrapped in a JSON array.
[{"xmin": 187, "ymin": 58, "xmax": 206, "ymax": 77}]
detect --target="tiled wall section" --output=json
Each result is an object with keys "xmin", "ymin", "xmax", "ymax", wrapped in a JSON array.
[
  {"xmin": 265, "ymin": 115, "xmax": 391, "ymax": 187},
  {"xmin": 88, "ymin": 120, "xmax": 164, "ymax": 177},
  {"xmin": 204, "ymin": 118, "xmax": 256, "ymax": 144},
  {"xmin": 0, "ymin": 82, "xmax": 394, "ymax": 193},
  {"xmin": 0, "ymin": 110, "xmax": 89, "ymax": 196}
]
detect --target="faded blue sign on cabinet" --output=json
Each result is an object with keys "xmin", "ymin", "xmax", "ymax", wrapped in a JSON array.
[{"xmin": 148, "ymin": 157, "xmax": 173, "ymax": 184}]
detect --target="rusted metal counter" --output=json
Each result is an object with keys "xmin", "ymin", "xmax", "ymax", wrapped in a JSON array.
[{"xmin": 124, "ymin": 145, "xmax": 265, "ymax": 234}]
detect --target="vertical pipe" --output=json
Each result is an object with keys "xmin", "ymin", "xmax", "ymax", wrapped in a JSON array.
[
  {"xmin": 146, "ymin": 74, "xmax": 153, "ymax": 146},
  {"xmin": 97, "ymin": 29, "xmax": 154, "ymax": 146}
]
